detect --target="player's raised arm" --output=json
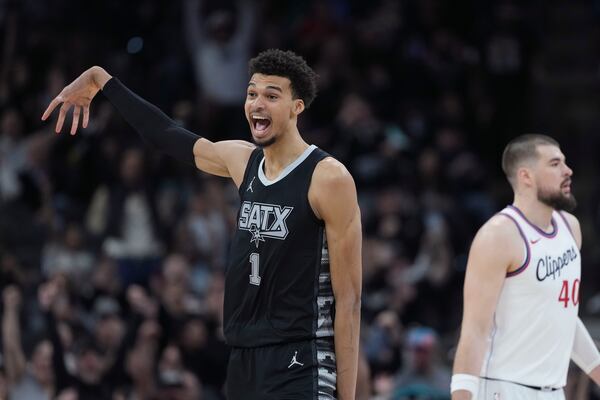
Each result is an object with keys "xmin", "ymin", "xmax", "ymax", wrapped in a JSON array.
[
  {"xmin": 41, "ymin": 66, "xmax": 254, "ymax": 187},
  {"xmin": 309, "ymin": 158, "xmax": 362, "ymax": 400},
  {"xmin": 451, "ymin": 216, "xmax": 522, "ymax": 400}
]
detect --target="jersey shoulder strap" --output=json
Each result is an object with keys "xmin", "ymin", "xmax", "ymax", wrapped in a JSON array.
[
  {"xmin": 238, "ymin": 147, "xmax": 263, "ymax": 197},
  {"xmin": 298, "ymin": 147, "xmax": 332, "ymax": 177},
  {"xmin": 307, "ymin": 147, "xmax": 331, "ymax": 166}
]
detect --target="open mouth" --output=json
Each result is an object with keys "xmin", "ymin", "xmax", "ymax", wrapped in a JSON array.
[{"xmin": 251, "ymin": 115, "xmax": 271, "ymax": 134}]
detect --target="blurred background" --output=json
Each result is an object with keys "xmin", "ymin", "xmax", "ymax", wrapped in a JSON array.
[{"xmin": 1, "ymin": 0, "xmax": 600, "ymax": 399}]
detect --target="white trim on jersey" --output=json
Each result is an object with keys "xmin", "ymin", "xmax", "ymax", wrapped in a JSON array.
[{"xmin": 258, "ymin": 145, "xmax": 317, "ymax": 186}]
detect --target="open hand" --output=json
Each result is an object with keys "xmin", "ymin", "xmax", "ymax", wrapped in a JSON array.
[{"xmin": 41, "ymin": 66, "xmax": 111, "ymax": 135}]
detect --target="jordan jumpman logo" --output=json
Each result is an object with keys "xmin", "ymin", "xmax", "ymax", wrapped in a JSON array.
[
  {"xmin": 247, "ymin": 176, "xmax": 256, "ymax": 193},
  {"xmin": 288, "ymin": 351, "xmax": 304, "ymax": 368}
]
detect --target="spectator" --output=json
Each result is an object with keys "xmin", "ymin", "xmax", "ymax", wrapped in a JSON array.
[
  {"xmin": 87, "ymin": 147, "xmax": 164, "ymax": 287},
  {"xmin": 0, "ymin": 108, "xmax": 27, "ymax": 202},
  {"xmin": 2, "ymin": 285, "xmax": 54, "ymax": 400},
  {"xmin": 391, "ymin": 326, "xmax": 451, "ymax": 400},
  {"xmin": 156, "ymin": 344, "xmax": 202, "ymax": 400},
  {"xmin": 39, "ymin": 281, "xmax": 111, "ymax": 400},
  {"xmin": 178, "ymin": 314, "xmax": 228, "ymax": 399},
  {"xmin": 182, "ymin": 0, "xmax": 256, "ymax": 139},
  {"xmin": 179, "ymin": 184, "xmax": 229, "ymax": 271},
  {"xmin": 41, "ymin": 222, "xmax": 95, "ymax": 284}
]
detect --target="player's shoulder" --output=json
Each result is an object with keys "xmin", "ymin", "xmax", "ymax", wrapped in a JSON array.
[
  {"xmin": 557, "ymin": 210, "xmax": 580, "ymax": 231},
  {"xmin": 482, "ymin": 213, "xmax": 520, "ymax": 233},
  {"xmin": 556, "ymin": 210, "xmax": 582, "ymax": 248},
  {"xmin": 466, "ymin": 214, "xmax": 525, "ymax": 269},
  {"xmin": 312, "ymin": 157, "xmax": 354, "ymax": 188},
  {"xmin": 473, "ymin": 213, "xmax": 523, "ymax": 248},
  {"xmin": 309, "ymin": 157, "xmax": 357, "ymax": 219}
]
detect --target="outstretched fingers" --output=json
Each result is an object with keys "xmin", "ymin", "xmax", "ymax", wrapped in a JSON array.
[
  {"xmin": 41, "ymin": 96, "xmax": 63, "ymax": 121},
  {"xmin": 70, "ymin": 106, "xmax": 81, "ymax": 135},
  {"xmin": 82, "ymin": 106, "xmax": 90, "ymax": 129},
  {"xmin": 55, "ymin": 103, "xmax": 71, "ymax": 133}
]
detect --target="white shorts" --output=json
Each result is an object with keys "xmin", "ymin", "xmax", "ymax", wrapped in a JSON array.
[{"xmin": 477, "ymin": 379, "xmax": 565, "ymax": 400}]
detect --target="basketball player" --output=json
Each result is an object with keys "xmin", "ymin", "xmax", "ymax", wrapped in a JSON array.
[
  {"xmin": 41, "ymin": 49, "xmax": 362, "ymax": 399},
  {"xmin": 451, "ymin": 134, "xmax": 600, "ymax": 399}
]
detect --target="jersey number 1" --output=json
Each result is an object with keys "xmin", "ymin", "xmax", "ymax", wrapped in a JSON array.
[{"xmin": 249, "ymin": 253, "xmax": 261, "ymax": 286}]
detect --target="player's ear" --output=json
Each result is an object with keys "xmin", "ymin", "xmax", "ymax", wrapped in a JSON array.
[
  {"xmin": 517, "ymin": 166, "xmax": 534, "ymax": 187},
  {"xmin": 292, "ymin": 99, "xmax": 305, "ymax": 117}
]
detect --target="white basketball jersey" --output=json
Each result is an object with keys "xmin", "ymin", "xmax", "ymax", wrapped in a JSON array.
[{"xmin": 480, "ymin": 205, "xmax": 581, "ymax": 388}]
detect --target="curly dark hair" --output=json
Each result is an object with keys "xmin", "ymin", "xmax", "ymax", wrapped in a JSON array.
[{"xmin": 248, "ymin": 49, "xmax": 318, "ymax": 108}]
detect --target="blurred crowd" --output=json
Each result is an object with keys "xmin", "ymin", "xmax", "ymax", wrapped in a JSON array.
[{"xmin": 1, "ymin": 0, "xmax": 599, "ymax": 399}]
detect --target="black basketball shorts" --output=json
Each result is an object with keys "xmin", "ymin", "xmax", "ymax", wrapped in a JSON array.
[{"xmin": 225, "ymin": 338, "xmax": 337, "ymax": 400}]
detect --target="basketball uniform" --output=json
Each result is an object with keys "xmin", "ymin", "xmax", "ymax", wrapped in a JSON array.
[
  {"xmin": 224, "ymin": 145, "xmax": 337, "ymax": 400},
  {"xmin": 478, "ymin": 205, "xmax": 581, "ymax": 399}
]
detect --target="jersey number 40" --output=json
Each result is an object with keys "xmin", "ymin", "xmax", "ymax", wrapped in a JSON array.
[{"xmin": 558, "ymin": 279, "xmax": 580, "ymax": 308}]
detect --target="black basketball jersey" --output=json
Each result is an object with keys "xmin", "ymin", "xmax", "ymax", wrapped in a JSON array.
[{"xmin": 224, "ymin": 145, "xmax": 335, "ymax": 348}]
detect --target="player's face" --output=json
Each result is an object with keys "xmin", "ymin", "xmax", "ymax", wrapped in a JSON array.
[
  {"xmin": 245, "ymin": 74, "xmax": 303, "ymax": 147},
  {"xmin": 533, "ymin": 144, "xmax": 576, "ymax": 211}
]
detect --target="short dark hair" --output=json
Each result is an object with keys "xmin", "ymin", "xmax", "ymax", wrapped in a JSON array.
[
  {"xmin": 248, "ymin": 49, "xmax": 318, "ymax": 108},
  {"xmin": 501, "ymin": 134, "xmax": 560, "ymax": 184}
]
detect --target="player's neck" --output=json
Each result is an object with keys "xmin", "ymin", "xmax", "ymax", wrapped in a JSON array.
[
  {"xmin": 512, "ymin": 196, "xmax": 555, "ymax": 232},
  {"xmin": 262, "ymin": 128, "xmax": 309, "ymax": 180}
]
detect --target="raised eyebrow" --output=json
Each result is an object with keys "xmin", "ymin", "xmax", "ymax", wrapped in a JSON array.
[
  {"xmin": 246, "ymin": 82, "xmax": 283, "ymax": 93},
  {"xmin": 265, "ymin": 85, "xmax": 283, "ymax": 93}
]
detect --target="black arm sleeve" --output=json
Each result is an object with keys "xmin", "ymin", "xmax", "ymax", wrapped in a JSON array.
[{"xmin": 102, "ymin": 77, "xmax": 200, "ymax": 165}]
